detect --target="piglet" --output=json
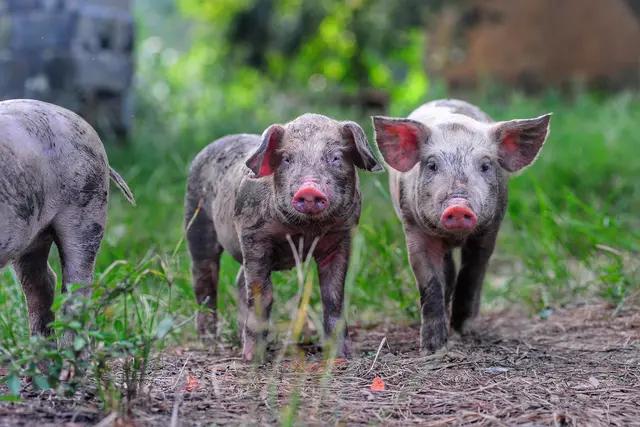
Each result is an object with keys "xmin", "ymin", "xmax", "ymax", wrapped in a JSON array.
[
  {"xmin": 0, "ymin": 99, "xmax": 135, "ymax": 339},
  {"xmin": 373, "ymin": 99, "xmax": 551, "ymax": 353},
  {"xmin": 185, "ymin": 114, "xmax": 382, "ymax": 361}
]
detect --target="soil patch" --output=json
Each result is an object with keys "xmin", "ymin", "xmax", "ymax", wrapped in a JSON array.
[{"xmin": 1, "ymin": 302, "xmax": 639, "ymax": 426}]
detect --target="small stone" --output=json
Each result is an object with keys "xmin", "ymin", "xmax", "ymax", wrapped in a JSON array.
[{"xmin": 482, "ymin": 366, "xmax": 510, "ymax": 374}]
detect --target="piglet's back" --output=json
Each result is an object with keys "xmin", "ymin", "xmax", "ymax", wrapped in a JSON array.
[
  {"xmin": 410, "ymin": 99, "xmax": 494, "ymax": 124},
  {"xmin": 187, "ymin": 134, "xmax": 260, "ymax": 200},
  {"xmin": 0, "ymin": 99, "xmax": 106, "ymax": 159}
]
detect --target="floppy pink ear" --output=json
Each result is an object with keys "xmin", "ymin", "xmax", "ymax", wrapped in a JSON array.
[
  {"xmin": 493, "ymin": 114, "xmax": 551, "ymax": 172},
  {"xmin": 245, "ymin": 124, "xmax": 285, "ymax": 177},
  {"xmin": 372, "ymin": 116, "xmax": 430, "ymax": 172}
]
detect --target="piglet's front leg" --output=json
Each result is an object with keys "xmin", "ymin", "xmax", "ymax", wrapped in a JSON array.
[
  {"xmin": 405, "ymin": 226, "xmax": 449, "ymax": 353},
  {"xmin": 451, "ymin": 231, "xmax": 497, "ymax": 334},
  {"xmin": 238, "ymin": 233, "xmax": 274, "ymax": 362},
  {"xmin": 314, "ymin": 232, "xmax": 352, "ymax": 358}
]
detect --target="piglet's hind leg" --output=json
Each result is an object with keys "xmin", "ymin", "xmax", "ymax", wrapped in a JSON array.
[{"xmin": 14, "ymin": 229, "xmax": 56, "ymax": 336}]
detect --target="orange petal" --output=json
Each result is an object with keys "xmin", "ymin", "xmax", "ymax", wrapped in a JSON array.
[
  {"xmin": 184, "ymin": 374, "xmax": 199, "ymax": 392},
  {"xmin": 370, "ymin": 376, "xmax": 385, "ymax": 392}
]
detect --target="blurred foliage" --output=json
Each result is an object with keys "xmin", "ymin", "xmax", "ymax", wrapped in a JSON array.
[
  {"xmin": 178, "ymin": 0, "xmax": 428, "ymax": 95},
  {"xmin": 136, "ymin": 0, "xmax": 435, "ymax": 144}
]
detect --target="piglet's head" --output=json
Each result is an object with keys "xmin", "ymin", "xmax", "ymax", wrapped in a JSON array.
[
  {"xmin": 373, "ymin": 113, "xmax": 551, "ymax": 236},
  {"xmin": 246, "ymin": 114, "xmax": 382, "ymax": 224}
]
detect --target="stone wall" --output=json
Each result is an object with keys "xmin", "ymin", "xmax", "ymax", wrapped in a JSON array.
[{"xmin": 0, "ymin": 0, "xmax": 134, "ymax": 139}]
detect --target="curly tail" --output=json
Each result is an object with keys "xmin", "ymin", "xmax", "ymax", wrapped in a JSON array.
[{"xmin": 109, "ymin": 167, "xmax": 136, "ymax": 206}]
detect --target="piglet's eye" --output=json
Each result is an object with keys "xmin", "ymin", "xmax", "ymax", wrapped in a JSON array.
[
  {"xmin": 329, "ymin": 153, "xmax": 342, "ymax": 165},
  {"xmin": 282, "ymin": 154, "xmax": 291, "ymax": 164},
  {"xmin": 480, "ymin": 161, "xmax": 491, "ymax": 173},
  {"xmin": 427, "ymin": 160, "xmax": 438, "ymax": 172}
]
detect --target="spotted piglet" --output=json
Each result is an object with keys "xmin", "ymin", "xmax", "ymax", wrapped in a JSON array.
[
  {"xmin": 373, "ymin": 99, "xmax": 551, "ymax": 353},
  {"xmin": 0, "ymin": 99, "xmax": 135, "ymax": 340},
  {"xmin": 185, "ymin": 114, "xmax": 382, "ymax": 361}
]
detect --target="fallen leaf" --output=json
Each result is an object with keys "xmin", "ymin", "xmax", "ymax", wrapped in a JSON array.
[
  {"xmin": 305, "ymin": 361, "xmax": 323, "ymax": 373},
  {"xmin": 333, "ymin": 358, "xmax": 348, "ymax": 366},
  {"xmin": 370, "ymin": 376, "xmax": 385, "ymax": 392},
  {"xmin": 184, "ymin": 375, "xmax": 199, "ymax": 392}
]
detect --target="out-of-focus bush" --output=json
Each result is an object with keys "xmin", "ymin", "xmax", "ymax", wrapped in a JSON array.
[
  {"xmin": 135, "ymin": 0, "xmax": 436, "ymax": 145},
  {"xmin": 179, "ymin": 0, "xmax": 428, "ymax": 96}
]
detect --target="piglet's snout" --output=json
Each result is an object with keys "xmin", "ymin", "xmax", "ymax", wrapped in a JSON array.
[
  {"xmin": 440, "ymin": 198, "xmax": 477, "ymax": 231},
  {"xmin": 292, "ymin": 183, "xmax": 329, "ymax": 215}
]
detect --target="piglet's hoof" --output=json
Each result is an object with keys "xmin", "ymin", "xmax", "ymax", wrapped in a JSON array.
[
  {"xmin": 196, "ymin": 312, "xmax": 217, "ymax": 344},
  {"xmin": 242, "ymin": 342, "xmax": 254, "ymax": 362},
  {"xmin": 420, "ymin": 319, "xmax": 448, "ymax": 355},
  {"xmin": 242, "ymin": 337, "xmax": 267, "ymax": 363},
  {"xmin": 420, "ymin": 346, "xmax": 449, "ymax": 361},
  {"xmin": 452, "ymin": 317, "xmax": 480, "ymax": 337},
  {"xmin": 337, "ymin": 338, "xmax": 353, "ymax": 359}
]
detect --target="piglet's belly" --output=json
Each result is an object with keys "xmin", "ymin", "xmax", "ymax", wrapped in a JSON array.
[{"xmin": 216, "ymin": 228, "xmax": 243, "ymax": 264}]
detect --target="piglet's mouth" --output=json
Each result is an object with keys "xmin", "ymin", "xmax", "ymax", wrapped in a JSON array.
[
  {"xmin": 440, "ymin": 198, "xmax": 478, "ymax": 232},
  {"xmin": 292, "ymin": 184, "xmax": 329, "ymax": 215}
]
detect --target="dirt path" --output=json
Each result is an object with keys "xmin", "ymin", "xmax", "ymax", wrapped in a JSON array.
[{"xmin": 1, "ymin": 302, "xmax": 639, "ymax": 426}]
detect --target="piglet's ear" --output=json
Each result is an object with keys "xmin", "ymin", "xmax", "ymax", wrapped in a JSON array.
[
  {"xmin": 372, "ymin": 116, "xmax": 430, "ymax": 173},
  {"xmin": 492, "ymin": 114, "xmax": 551, "ymax": 172},
  {"xmin": 341, "ymin": 121, "xmax": 384, "ymax": 172},
  {"xmin": 246, "ymin": 124, "xmax": 285, "ymax": 177}
]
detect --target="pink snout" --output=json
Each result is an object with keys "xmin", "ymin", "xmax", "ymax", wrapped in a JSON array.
[
  {"xmin": 292, "ymin": 185, "xmax": 329, "ymax": 215},
  {"xmin": 440, "ymin": 204, "xmax": 478, "ymax": 231}
]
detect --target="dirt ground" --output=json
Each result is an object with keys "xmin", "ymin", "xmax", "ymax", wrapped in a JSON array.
[{"xmin": 1, "ymin": 301, "xmax": 639, "ymax": 426}]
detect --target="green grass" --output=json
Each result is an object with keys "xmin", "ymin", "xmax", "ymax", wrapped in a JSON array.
[{"xmin": 1, "ymin": 90, "xmax": 638, "ymax": 409}]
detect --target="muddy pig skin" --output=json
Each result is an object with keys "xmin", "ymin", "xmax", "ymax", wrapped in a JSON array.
[
  {"xmin": 185, "ymin": 113, "xmax": 382, "ymax": 361},
  {"xmin": 0, "ymin": 99, "xmax": 135, "ymax": 339},
  {"xmin": 373, "ymin": 99, "xmax": 551, "ymax": 353}
]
